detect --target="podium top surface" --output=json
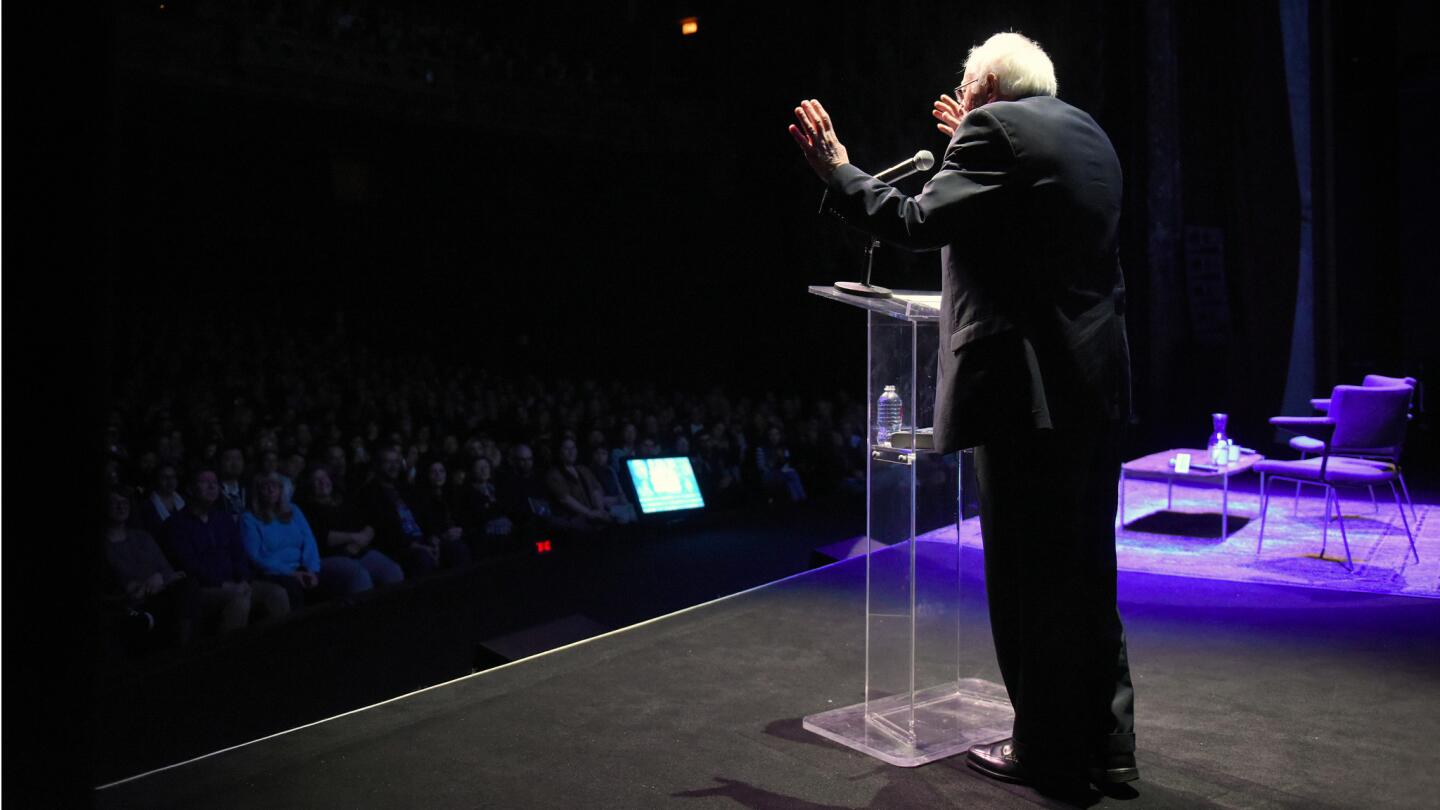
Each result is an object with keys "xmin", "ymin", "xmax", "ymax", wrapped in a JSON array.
[{"xmin": 808, "ymin": 285, "xmax": 942, "ymax": 322}]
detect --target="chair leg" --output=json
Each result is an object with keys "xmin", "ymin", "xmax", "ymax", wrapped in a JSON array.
[
  {"xmin": 1397, "ymin": 470, "xmax": 1417, "ymax": 523},
  {"xmin": 1256, "ymin": 473, "xmax": 1270, "ymax": 556},
  {"xmin": 1392, "ymin": 482, "xmax": 1419, "ymax": 563},
  {"xmin": 1334, "ymin": 490, "xmax": 1354, "ymax": 572},
  {"xmin": 1293, "ymin": 452, "xmax": 1305, "ymax": 516},
  {"xmin": 1321, "ymin": 487, "xmax": 1331, "ymax": 559},
  {"xmin": 1118, "ymin": 470, "xmax": 1126, "ymax": 528},
  {"xmin": 1369, "ymin": 485, "xmax": 1379, "ymax": 514}
]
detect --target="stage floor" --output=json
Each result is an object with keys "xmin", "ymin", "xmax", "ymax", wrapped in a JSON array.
[{"xmin": 97, "ymin": 548, "xmax": 1440, "ymax": 809}]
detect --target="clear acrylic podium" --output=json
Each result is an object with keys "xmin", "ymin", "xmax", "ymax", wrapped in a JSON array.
[{"xmin": 802, "ymin": 285, "xmax": 1013, "ymax": 767}]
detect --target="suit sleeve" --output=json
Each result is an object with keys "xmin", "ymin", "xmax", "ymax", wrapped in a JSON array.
[{"xmin": 824, "ymin": 108, "xmax": 1017, "ymax": 251}]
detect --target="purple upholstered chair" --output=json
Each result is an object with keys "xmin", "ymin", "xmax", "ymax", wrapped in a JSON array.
[
  {"xmin": 1256, "ymin": 384, "xmax": 1418, "ymax": 571},
  {"xmin": 1289, "ymin": 375, "xmax": 1418, "ymax": 520}
]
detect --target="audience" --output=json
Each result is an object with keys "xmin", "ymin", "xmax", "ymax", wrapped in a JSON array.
[
  {"xmin": 168, "ymin": 468, "xmax": 291, "ymax": 631},
  {"xmin": 497, "ymin": 442, "xmax": 545, "ymax": 526},
  {"xmin": 218, "ymin": 448, "xmax": 248, "ymax": 516},
  {"xmin": 754, "ymin": 425, "xmax": 808, "ymax": 503},
  {"xmin": 295, "ymin": 466, "xmax": 405, "ymax": 589},
  {"xmin": 103, "ymin": 487, "xmax": 200, "ymax": 649},
  {"xmin": 588, "ymin": 444, "xmax": 631, "ymax": 516},
  {"xmin": 242, "ymin": 472, "xmax": 372, "ymax": 610},
  {"xmin": 457, "ymin": 455, "xmax": 511, "ymax": 544},
  {"xmin": 97, "ymin": 317, "xmax": 865, "ymax": 657},
  {"xmin": 359, "ymin": 447, "xmax": 470, "ymax": 576},
  {"xmin": 140, "ymin": 463, "xmax": 185, "ymax": 539},
  {"xmin": 544, "ymin": 437, "xmax": 612, "ymax": 531},
  {"xmin": 411, "ymin": 458, "xmax": 473, "ymax": 565}
]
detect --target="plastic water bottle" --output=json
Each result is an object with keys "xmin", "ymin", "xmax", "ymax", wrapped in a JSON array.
[{"xmin": 876, "ymin": 385, "xmax": 904, "ymax": 445}]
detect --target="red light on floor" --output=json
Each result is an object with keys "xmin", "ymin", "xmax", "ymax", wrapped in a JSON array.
[
  {"xmin": 535, "ymin": 540, "xmax": 553, "ymax": 554},
  {"xmin": 680, "ymin": 17, "xmax": 698, "ymax": 36}
]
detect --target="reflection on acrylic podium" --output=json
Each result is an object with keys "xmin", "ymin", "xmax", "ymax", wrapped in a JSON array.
[{"xmin": 802, "ymin": 286, "xmax": 1013, "ymax": 767}]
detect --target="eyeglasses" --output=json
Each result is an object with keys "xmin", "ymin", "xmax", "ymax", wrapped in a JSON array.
[{"xmin": 953, "ymin": 76, "xmax": 982, "ymax": 99}]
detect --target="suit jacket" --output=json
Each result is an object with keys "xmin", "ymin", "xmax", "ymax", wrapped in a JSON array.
[{"xmin": 825, "ymin": 95, "xmax": 1132, "ymax": 453}]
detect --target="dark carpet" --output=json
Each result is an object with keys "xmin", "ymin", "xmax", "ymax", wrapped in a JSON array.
[{"xmin": 96, "ymin": 540, "xmax": 1440, "ymax": 809}]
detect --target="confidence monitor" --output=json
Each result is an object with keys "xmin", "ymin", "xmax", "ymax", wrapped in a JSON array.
[{"xmin": 626, "ymin": 456, "xmax": 705, "ymax": 515}]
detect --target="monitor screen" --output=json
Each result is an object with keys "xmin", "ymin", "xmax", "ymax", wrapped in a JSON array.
[{"xmin": 626, "ymin": 456, "xmax": 706, "ymax": 514}]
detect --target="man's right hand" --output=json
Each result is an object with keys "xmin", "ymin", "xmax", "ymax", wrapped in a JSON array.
[{"xmin": 788, "ymin": 99, "xmax": 850, "ymax": 181}]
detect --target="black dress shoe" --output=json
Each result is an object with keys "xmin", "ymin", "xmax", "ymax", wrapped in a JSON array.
[
  {"xmin": 966, "ymin": 738, "xmax": 1028, "ymax": 784},
  {"xmin": 1089, "ymin": 751, "xmax": 1139, "ymax": 784},
  {"xmin": 966, "ymin": 738, "xmax": 1088, "ymax": 794}
]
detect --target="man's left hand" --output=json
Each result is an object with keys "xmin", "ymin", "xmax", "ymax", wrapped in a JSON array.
[
  {"xmin": 788, "ymin": 99, "xmax": 849, "ymax": 181},
  {"xmin": 932, "ymin": 93, "xmax": 963, "ymax": 139}
]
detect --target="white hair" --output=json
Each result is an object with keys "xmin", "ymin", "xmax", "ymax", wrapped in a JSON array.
[{"xmin": 964, "ymin": 32, "xmax": 1058, "ymax": 99}]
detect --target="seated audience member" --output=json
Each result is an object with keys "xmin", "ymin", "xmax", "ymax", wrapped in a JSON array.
[
  {"xmin": 348, "ymin": 437, "xmax": 372, "ymax": 489},
  {"xmin": 672, "ymin": 434, "xmax": 693, "ymax": 461},
  {"xmin": 168, "ymin": 468, "xmax": 290, "ymax": 631},
  {"xmin": 140, "ymin": 463, "xmax": 186, "ymax": 540},
  {"xmin": 359, "ymin": 447, "xmax": 469, "ymax": 576},
  {"xmin": 403, "ymin": 445, "xmax": 422, "ymax": 486},
  {"xmin": 458, "ymin": 456, "xmax": 511, "ymax": 541},
  {"xmin": 103, "ymin": 487, "xmax": 200, "ymax": 648},
  {"xmin": 241, "ymin": 472, "xmax": 373, "ymax": 610},
  {"xmin": 133, "ymin": 451, "xmax": 161, "ymax": 494},
  {"xmin": 698, "ymin": 433, "xmax": 739, "ymax": 501},
  {"xmin": 258, "ymin": 449, "xmax": 294, "ymax": 501},
  {"xmin": 497, "ymin": 442, "xmax": 551, "ymax": 529},
  {"xmin": 609, "ymin": 423, "xmax": 639, "ymax": 471},
  {"xmin": 217, "ymin": 447, "xmax": 248, "ymax": 515},
  {"xmin": 411, "ymin": 458, "xmax": 474, "ymax": 565},
  {"xmin": 320, "ymin": 443, "xmax": 353, "ymax": 496},
  {"xmin": 440, "ymin": 434, "xmax": 461, "ymax": 469},
  {"xmin": 588, "ymin": 444, "xmax": 632, "ymax": 512},
  {"xmin": 754, "ymin": 425, "xmax": 807, "ymax": 503},
  {"xmin": 544, "ymin": 437, "xmax": 612, "ymax": 531},
  {"xmin": 479, "ymin": 436, "xmax": 503, "ymax": 470},
  {"xmin": 293, "ymin": 423, "xmax": 314, "ymax": 459},
  {"xmin": 295, "ymin": 466, "xmax": 404, "ymax": 588},
  {"xmin": 281, "ymin": 453, "xmax": 307, "ymax": 494}
]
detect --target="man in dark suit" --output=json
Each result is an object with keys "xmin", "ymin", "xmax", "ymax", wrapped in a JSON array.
[{"xmin": 790, "ymin": 33, "xmax": 1136, "ymax": 792}]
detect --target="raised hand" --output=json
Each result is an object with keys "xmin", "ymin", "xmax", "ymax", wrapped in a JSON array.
[
  {"xmin": 932, "ymin": 93, "xmax": 963, "ymax": 139},
  {"xmin": 788, "ymin": 99, "xmax": 849, "ymax": 180}
]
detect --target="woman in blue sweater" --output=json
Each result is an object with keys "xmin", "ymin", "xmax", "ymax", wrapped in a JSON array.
[{"xmin": 241, "ymin": 472, "xmax": 372, "ymax": 610}]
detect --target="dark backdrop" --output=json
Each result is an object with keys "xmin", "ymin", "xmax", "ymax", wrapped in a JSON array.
[{"xmin": 6, "ymin": 1, "xmax": 1436, "ymax": 803}]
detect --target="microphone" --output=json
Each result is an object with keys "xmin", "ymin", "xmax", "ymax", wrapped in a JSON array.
[{"xmin": 873, "ymin": 149, "xmax": 935, "ymax": 183}]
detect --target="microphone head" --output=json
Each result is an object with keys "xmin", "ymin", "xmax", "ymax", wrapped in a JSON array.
[{"xmin": 914, "ymin": 150, "xmax": 935, "ymax": 172}]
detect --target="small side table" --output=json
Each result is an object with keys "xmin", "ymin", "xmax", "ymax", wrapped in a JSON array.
[{"xmin": 1119, "ymin": 449, "xmax": 1266, "ymax": 539}]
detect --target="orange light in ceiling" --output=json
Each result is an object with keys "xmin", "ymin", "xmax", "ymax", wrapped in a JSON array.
[{"xmin": 680, "ymin": 17, "xmax": 699, "ymax": 36}]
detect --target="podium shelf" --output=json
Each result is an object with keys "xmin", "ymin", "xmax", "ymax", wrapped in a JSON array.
[{"xmin": 809, "ymin": 285, "xmax": 942, "ymax": 322}]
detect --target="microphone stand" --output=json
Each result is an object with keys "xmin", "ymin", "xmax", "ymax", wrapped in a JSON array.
[
  {"xmin": 826, "ymin": 150, "xmax": 933, "ymax": 300},
  {"xmin": 834, "ymin": 236, "xmax": 891, "ymax": 298},
  {"xmin": 821, "ymin": 189, "xmax": 893, "ymax": 299}
]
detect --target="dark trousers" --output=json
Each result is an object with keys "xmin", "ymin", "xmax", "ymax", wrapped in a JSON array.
[
  {"xmin": 400, "ymin": 536, "xmax": 473, "ymax": 577},
  {"xmin": 974, "ymin": 419, "xmax": 1135, "ymax": 769}
]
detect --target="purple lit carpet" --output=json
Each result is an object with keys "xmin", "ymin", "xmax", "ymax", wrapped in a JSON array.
[{"xmin": 929, "ymin": 480, "xmax": 1438, "ymax": 599}]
